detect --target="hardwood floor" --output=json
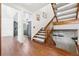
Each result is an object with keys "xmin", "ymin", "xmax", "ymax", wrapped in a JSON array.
[
  {"xmin": 1, "ymin": 36, "xmax": 78, "ymax": 56},
  {"xmin": 0, "ymin": 3, "xmax": 1, "ymax": 56}
]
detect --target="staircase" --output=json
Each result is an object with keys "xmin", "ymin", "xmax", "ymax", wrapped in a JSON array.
[
  {"xmin": 32, "ymin": 4, "xmax": 56, "ymax": 46},
  {"xmin": 32, "ymin": 16, "xmax": 56, "ymax": 47},
  {"xmin": 33, "ymin": 28, "xmax": 46, "ymax": 43},
  {"xmin": 52, "ymin": 3, "xmax": 77, "ymax": 20},
  {"xmin": 32, "ymin": 3, "xmax": 79, "ymax": 54}
]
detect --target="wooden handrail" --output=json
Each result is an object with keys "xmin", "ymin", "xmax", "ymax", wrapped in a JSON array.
[
  {"xmin": 51, "ymin": 3, "xmax": 58, "ymax": 22},
  {"xmin": 44, "ymin": 16, "xmax": 56, "ymax": 47},
  {"xmin": 44, "ymin": 3, "xmax": 58, "ymax": 30},
  {"xmin": 43, "ymin": 4, "xmax": 56, "ymax": 47},
  {"xmin": 33, "ymin": 3, "xmax": 56, "ymax": 39},
  {"xmin": 76, "ymin": 3, "xmax": 79, "ymax": 19},
  {"xmin": 44, "ymin": 16, "xmax": 55, "ymax": 30},
  {"xmin": 32, "ymin": 16, "xmax": 55, "ymax": 39},
  {"xmin": 33, "ymin": 4, "xmax": 56, "ymax": 46}
]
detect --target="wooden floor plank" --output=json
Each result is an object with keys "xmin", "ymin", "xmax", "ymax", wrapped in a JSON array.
[{"xmin": 1, "ymin": 37, "xmax": 78, "ymax": 56}]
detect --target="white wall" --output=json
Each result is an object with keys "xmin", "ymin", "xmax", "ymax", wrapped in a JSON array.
[
  {"xmin": 1, "ymin": 4, "xmax": 33, "ymax": 43},
  {"xmin": 1, "ymin": 4, "xmax": 18, "ymax": 37},
  {"xmin": 31, "ymin": 4, "xmax": 54, "ymax": 38},
  {"xmin": 17, "ymin": 10, "xmax": 33, "ymax": 43},
  {"xmin": 2, "ymin": 4, "xmax": 54, "ymax": 40}
]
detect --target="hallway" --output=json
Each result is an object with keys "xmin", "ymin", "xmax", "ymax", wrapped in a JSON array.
[{"xmin": 1, "ymin": 37, "xmax": 77, "ymax": 56}]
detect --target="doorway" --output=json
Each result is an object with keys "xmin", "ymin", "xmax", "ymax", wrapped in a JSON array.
[
  {"xmin": 13, "ymin": 13, "xmax": 18, "ymax": 37},
  {"xmin": 23, "ymin": 21, "xmax": 31, "ymax": 39}
]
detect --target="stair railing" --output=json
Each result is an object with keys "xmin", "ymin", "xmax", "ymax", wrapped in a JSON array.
[{"xmin": 44, "ymin": 16, "xmax": 56, "ymax": 47}]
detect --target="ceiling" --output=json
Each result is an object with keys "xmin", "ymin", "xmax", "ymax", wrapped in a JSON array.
[{"xmin": 4, "ymin": 3, "xmax": 49, "ymax": 12}]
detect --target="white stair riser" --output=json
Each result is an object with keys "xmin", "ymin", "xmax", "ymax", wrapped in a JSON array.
[{"xmin": 33, "ymin": 38, "xmax": 45, "ymax": 42}]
